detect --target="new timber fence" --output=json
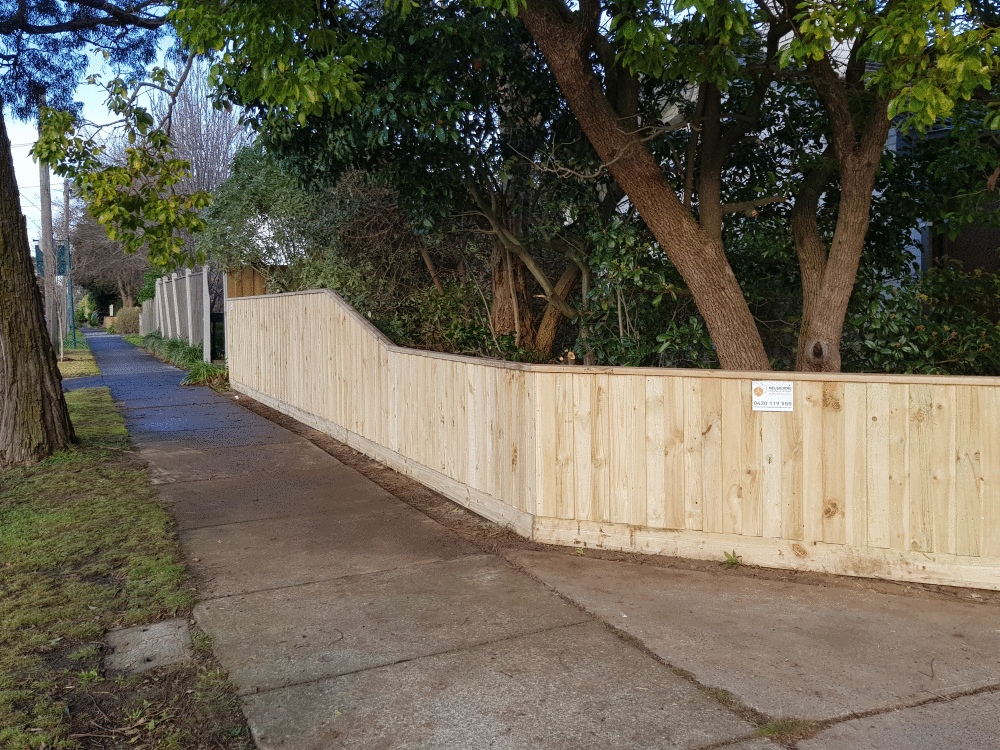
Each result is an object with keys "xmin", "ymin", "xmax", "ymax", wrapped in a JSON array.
[{"xmin": 227, "ymin": 288, "xmax": 1000, "ymax": 590}]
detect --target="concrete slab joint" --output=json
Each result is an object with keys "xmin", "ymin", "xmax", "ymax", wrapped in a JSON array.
[{"xmin": 81, "ymin": 330, "xmax": 1000, "ymax": 750}]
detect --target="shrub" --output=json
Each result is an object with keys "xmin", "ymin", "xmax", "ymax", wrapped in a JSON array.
[
  {"xmin": 138, "ymin": 333, "xmax": 228, "ymax": 389},
  {"xmin": 114, "ymin": 306, "xmax": 141, "ymax": 335},
  {"xmin": 844, "ymin": 262, "xmax": 1000, "ymax": 375},
  {"xmin": 181, "ymin": 361, "xmax": 230, "ymax": 388}
]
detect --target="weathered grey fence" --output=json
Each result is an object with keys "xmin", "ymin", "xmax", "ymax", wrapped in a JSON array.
[{"xmin": 139, "ymin": 268, "xmax": 211, "ymax": 361}]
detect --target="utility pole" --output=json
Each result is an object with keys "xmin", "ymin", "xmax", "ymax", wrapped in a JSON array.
[
  {"xmin": 63, "ymin": 180, "xmax": 75, "ymax": 350},
  {"xmin": 38, "ymin": 90, "xmax": 59, "ymax": 349}
]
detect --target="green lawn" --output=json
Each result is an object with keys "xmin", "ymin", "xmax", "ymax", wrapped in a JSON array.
[
  {"xmin": 0, "ymin": 389, "xmax": 250, "ymax": 749},
  {"xmin": 57, "ymin": 334, "xmax": 100, "ymax": 379}
]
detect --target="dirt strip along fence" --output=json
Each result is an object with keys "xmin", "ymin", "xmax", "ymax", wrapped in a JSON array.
[{"xmin": 226, "ymin": 288, "xmax": 1000, "ymax": 590}]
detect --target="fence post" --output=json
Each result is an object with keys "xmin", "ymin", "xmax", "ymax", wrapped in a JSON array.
[
  {"xmin": 222, "ymin": 271, "xmax": 230, "ymax": 367},
  {"xmin": 185, "ymin": 268, "xmax": 195, "ymax": 346},
  {"xmin": 159, "ymin": 277, "xmax": 170, "ymax": 338},
  {"xmin": 154, "ymin": 278, "xmax": 162, "ymax": 334},
  {"xmin": 170, "ymin": 272, "xmax": 181, "ymax": 341},
  {"xmin": 203, "ymin": 267, "xmax": 212, "ymax": 363},
  {"xmin": 164, "ymin": 276, "xmax": 173, "ymax": 338}
]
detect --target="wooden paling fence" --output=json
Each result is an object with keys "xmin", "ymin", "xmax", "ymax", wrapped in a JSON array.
[{"xmin": 227, "ymin": 289, "xmax": 1000, "ymax": 590}]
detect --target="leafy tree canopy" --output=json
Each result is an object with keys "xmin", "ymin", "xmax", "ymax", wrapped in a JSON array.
[
  {"xmin": 0, "ymin": 1, "xmax": 167, "ymax": 119},
  {"xmin": 175, "ymin": 0, "xmax": 1000, "ymax": 371}
]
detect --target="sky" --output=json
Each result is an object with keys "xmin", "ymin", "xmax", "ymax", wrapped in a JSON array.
[{"xmin": 9, "ymin": 78, "xmax": 110, "ymax": 247}]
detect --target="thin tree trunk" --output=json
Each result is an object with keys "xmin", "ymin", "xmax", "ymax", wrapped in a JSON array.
[
  {"xmin": 520, "ymin": 0, "xmax": 770, "ymax": 371},
  {"xmin": 419, "ymin": 246, "xmax": 445, "ymax": 294},
  {"xmin": 534, "ymin": 262, "xmax": 580, "ymax": 358},
  {"xmin": 0, "ymin": 107, "xmax": 75, "ymax": 470},
  {"xmin": 490, "ymin": 244, "xmax": 535, "ymax": 351}
]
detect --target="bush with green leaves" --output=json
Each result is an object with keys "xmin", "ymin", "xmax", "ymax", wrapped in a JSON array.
[
  {"xmin": 136, "ymin": 270, "xmax": 160, "ymax": 305},
  {"xmin": 844, "ymin": 263, "xmax": 1000, "ymax": 375},
  {"xmin": 134, "ymin": 333, "xmax": 230, "ymax": 388},
  {"xmin": 140, "ymin": 332, "xmax": 204, "ymax": 368}
]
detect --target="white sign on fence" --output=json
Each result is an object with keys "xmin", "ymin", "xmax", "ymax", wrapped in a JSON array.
[{"xmin": 751, "ymin": 381, "xmax": 794, "ymax": 412}]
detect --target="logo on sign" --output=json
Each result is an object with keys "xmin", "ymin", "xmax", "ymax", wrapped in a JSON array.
[{"xmin": 751, "ymin": 381, "xmax": 794, "ymax": 412}]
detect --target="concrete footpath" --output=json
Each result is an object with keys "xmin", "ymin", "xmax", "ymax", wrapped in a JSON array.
[{"xmin": 82, "ymin": 330, "xmax": 1000, "ymax": 749}]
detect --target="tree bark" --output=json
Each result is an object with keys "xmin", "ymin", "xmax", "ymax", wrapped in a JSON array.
[
  {"xmin": 534, "ymin": 262, "xmax": 580, "ymax": 358},
  {"xmin": 792, "ymin": 59, "xmax": 892, "ymax": 372},
  {"xmin": 0, "ymin": 107, "xmax": 76, "ymax": 470},
  {"xmin": 490, "ymin": 244, "xmax": 536, "ymax": 350},
  {"xmin": 419, "ymin": 246, "xmax": 445, "ymax": 294},
  {"xmin": 519, "ymin": 0, "xmax": 770, "ymax": 371},
  {"xmin": 794, "ymin": 154, "xmax": 884, "ymax": 371}
]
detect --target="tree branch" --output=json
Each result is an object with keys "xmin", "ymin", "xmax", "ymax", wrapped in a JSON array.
[
  {"xmin": 467, "ymin": 180, "xmax": 578, "ymax": 319},
  {"xmin": 0, "ymin": 0, "xmax": 167, "ymax": 34}
]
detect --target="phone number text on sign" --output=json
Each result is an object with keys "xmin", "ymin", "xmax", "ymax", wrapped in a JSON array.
[{"xmin": 751, "ymin": 381, "xmax": 794, "ymax": 412}]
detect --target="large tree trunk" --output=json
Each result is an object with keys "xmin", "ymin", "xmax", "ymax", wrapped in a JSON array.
[
  {"xmin": 792, "ymin": 68, "xmax": 892, "ymax": 372},
  {"xmin": 0, "ymin": 108, "xmax": 75, "ymax": 470},
  {"xmin": 520, "ymin": 0, "xmax": 770, "ymax": 371},
  {"xmin": 116, "ymin": 279, "xmax": 136, "ymax": 310}
]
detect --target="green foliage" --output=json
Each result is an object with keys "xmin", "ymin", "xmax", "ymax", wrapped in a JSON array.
[
  {"xmin": 173, "ymin": 0, "xmax": 379, "ymax": 129},
  {"xmin": 844, "ymin": 263, "xmax": 1000, "ymax": 375},
  {"xmin": 74, "ymin": 305, "xmax": 88, "ymax": 327},
  {"xmin": 775, "ymin": 0, "xmax": 1000, "ymax": 132},
  {"xmin": 33, "ymin": 72, "xmax": 212, "ymax": 269},
  {"xmin": 610, "ymin": 0, "xmax": 754, "ymax": 87},
  {"xmin": 133, "ymin": 333, "xmax": 230, "ymax": 388},
  {"xmin": 137, "ymin": 270, "xmax": 161, "ymax": 304},
  {"xmin": 201, "ymin": 152, "xmax": 521, "ymax": 358},
  {"xmin": 182, "ymin": 0, "xmax": 1000, "ymax": 374},
  {"xmin": 138, "ymin": 332, "xmax": 204, "ymax": 368},
  {"xmin": 902, "ymin": 101, "xmax": 1000, "ymax": 239},
  {"xmin": 181, "ymin": 361, "xmax": 231, "ymax": 388},
  {"xmin": 577, "ymin": 217, "xmax": 716, "ymax": 367},
  {"xmin": 196, "ymin": 146, "xmax": 334, "ymax": 271}
]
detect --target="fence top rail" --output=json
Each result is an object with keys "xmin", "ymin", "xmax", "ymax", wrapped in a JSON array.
[{"xmin": 227, "ymin": 287, "xmax": 1000, "ymax": 388}]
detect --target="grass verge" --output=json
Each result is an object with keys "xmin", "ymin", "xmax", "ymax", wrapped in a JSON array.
[
  {"xmin": 57, "ymin": 334, "xmax": 100, "ymax": 379},
  {"xmin": 0, "ymin": 388, "xmax": 251, "ymax": 749},
  {"xmin": 124, "ymin": 333, "xmax": 229, "ymax": 390}
]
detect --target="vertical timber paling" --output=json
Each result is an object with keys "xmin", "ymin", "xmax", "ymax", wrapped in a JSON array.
[{"xmin": 223, "ymin": 289, "xmax": 1000, "ymax": 590}]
